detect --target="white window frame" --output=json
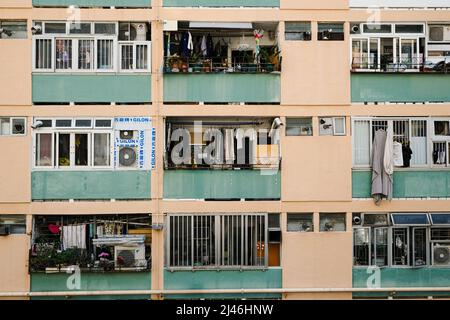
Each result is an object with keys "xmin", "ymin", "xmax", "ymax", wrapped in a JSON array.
[
  {"xmin": 32, "ymin": 117, "xmax": 114, "ymax": 170},
  {"xmin": 412, "ymin": 226, "xmax": 430, "ymax": 267},
  {"xmin": 352, "ymin": 117, "xmax": 432, "ymax": 169},
  {"xmin": 351, "ymin": 23, "xmax": 426, "ymax": 72},
  {"xmin": 333, "ymin": 117, "xmax": 346, "ymax": 136},
  {"xmin": 74, "ymin": 118, "xmax": 93, "ymax": 128},
  {"xmin": 0, "ymin": 117, "xmax": 27, "ymax": 136},
  {"xmin": 119, "ymin": 41, "xmax": 151, "ymax": 72},
  {"xmin": 373, "ymin": 226, "xmax": 389, "ymax": 267},
  {"xmin": 390, "ymin": 226, "xmax": 410, "ymax": 267},
  {"xmin": 33, "ymin": 132, "xmax": 55, "ymax": 169},
  {"xmin": 32, "ymin": 21, "xmax": 151, "ymax": 74},
  {"xmin": 351, "ymin": 37, "xmax": 381, "ymax": 71},
  {"xmin": 353, "ymin": 226, "xmax": 371, "ymax": 267},
  {"xmin": 353, "ymin": 213, "xmax": 450, "ymax": 268}
]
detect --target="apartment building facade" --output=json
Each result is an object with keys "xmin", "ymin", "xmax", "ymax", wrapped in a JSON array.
[{"xmin": 0, "ymin": 0, "xmax": 450, "ymax": 300}]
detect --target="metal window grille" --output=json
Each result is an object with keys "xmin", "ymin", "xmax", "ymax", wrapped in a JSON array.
[
  {"xmin": 35, "ymin": 38, "xmax": 52, "ymax": 69},
  {"xmin": 433, "ymin": 142, "xmax": 447, "ymax": 165},
  {"xmin": 55, "ymin": 39, "xmax": 72, "ymax": 70},
  {"xmin": 136, "ymin": 44, "xmax": 148, "ymax": 70},
  {"xmin": 121, "ymin": 44, "xmax": 133, "ymax": 70},
  {"xmin": 97, "ymin": 39, "xmax": 113, "ymax": 70},
  {"xmin": 353, "ymin": 119, "xmax": 371, "ymax": 166},
  {"xmin": 120, "ymin": 43, "xmax": 149, "ymax": 71},
  {"xmin": 78, "ymin": 39, "xmax": 94, "ymax": 70},
  {"xmin": 167, "ymin": 214, "xmax": 267, "ymax": 269},
  {"xmin": 392, "ymin": 228, "xmax": 409, "ymax": 266}
]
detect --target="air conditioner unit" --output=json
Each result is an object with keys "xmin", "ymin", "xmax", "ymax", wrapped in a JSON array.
[
  {"xmin": 352, "ymin": 213, "xmax": 362, "ymax": 226},
  {"xmin": 114, "ymin": 244, "xmax": 146, "ymax": 269},
  {"xmin": 130, "ymin": 23, "xmax": 148, "ymax": 41},
  {"xmin": 0, "ymin": 225, "xmax": 10, "ymax": 236},
  {"xmin": 119, "ymin": 146, "xmax": 138, "ymax": 167},
  {"xmin": 351, "ymin": 24, "xmax": 361, "ymax": 34},
  {"xmin": 319, "ymin": 117, "xmax": 333, "ymax": 136},
  {"xmin": 429, "ymin": 26, "xmax": 450, "ymax": 42},
  {"xmin": 433, "ymin": 245, "xmax": 450, "ymax": 266},
  {"xmin": 120, "ymin": 130, "xmax": 136, "ymax": 140}
]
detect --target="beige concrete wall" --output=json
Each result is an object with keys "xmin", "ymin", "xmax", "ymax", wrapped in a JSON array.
[
  {"xmin": 281, "ymin": 0, "xmax": 349, "ymax": 10},
  {"xmin": 0, "ymin": 235, "xmax": 30, "ymax": 294},
  {"xmin": 281, "ymin": 212, "xmax": 353, "ymax": 300},
  {"xmin": 0, "ymin": 4, "xmax": 450, "ymax": 300},
  {"xmin": 0, "ymin": 40, "xmax": 31, "ymax": 106},
  {"xmin": 281, "ymin": 117, "xmax": 352, "ymax": 202},
  {"xmin": 0, "ymin": 0, "xmax": 31, "ymax": 8},
  {"xmin": 281, "ymin": 22, "xmax": 350, "ymax": 106},
  {"xmin": 0, "ymin": 127, "xmax": 31, "ymax": 203}
]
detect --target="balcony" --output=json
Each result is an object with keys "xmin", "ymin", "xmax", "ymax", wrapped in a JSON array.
[
  {"xmin": 351, "ymin": 73, "xmax": 450, "ymax": 104},
  {"xmin": 30, "ymin": 272, "xmax": 151, "ymax": 300},
  {"xmin": 163, "ymin": 21, "xmax": 280, "ymax": 104},
  {"xmin": 32, "ymin": 0, "xmax": 151, "ymax": 7},
  {"xmin": 164, "ymin": 169, "xmax": 280, "ymax": 200},
  {"xmin": 352, "ymin": 170, "xmax": 450, "ymax": 199},
  {"xmin": 164, "ymin": 117, "xmax": 281, "ymax": 200},
  {"xmin": 163, "ymin": 0, "xmax": 279, "ymax": 7},
  {"xmin": 32, "ymin": 74, "xmax": 151, "ymax": 104},
  {"xmin": 164, "ymin": 73, "xmax": 280, "ymax": 104},
  {"xmin": 32, "ymin": 171, "xmax": 151, "ymax": 200},
  {"xmin": 350, "ymin": 0, "xmax": 450, "ymax": 8},
  {"xmin": 353, "ymin": 267, "xmax": 450, "ymax": 298},
  {"xmin": 29, "ymin": 214, "xmax": 152, "ymax": 299},
  {"xmin": 164, "ymin": 268, "xmax": 282, "ymax": 299}
]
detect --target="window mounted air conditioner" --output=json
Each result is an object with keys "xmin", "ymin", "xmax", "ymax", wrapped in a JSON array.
[
  {"xmin": 429, "ymin": 26, "xmax": 450, "ymax": 42},
  {"xmin": 114, "ymin": 244, "xmax": 146, "ymax": 269},
  {"xmin": 130, "ymin": 23, "xmax": 148, "ymax": 41},
  {"xmin": 433, "ymin": 245, "xmax": 450, "ymax": 266}
]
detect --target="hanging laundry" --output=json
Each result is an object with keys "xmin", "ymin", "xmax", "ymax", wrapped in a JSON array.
[
  {"xmin": 206, "ymin": 34, "xmax": 214, "ymax": 57},
  {"xmin": 180, "ymin": 32, "xmax": 190, "ymax": 57},
  {"xmin": 393, "ymin": 141, "xmax": 404, "ymax": 167},
  {"xmin": 62, "ymin": 225, "xmax": 86, "ymax": 250},
  {"xmin": 402, "ymin": 143, "xmax": 413, "ymax": 168},
  {"xmin": 201, "ymin": 35, "xmax": 207, "ymax": 56},
  {"xmin": 187, "ymin": 32, "xmax": 193, "ymax": 52},
  {"xmin": 224, "ymin": 129, "xmax": 235, "ymax": 164},
  {"xmin": 371, "ymin": 129, "xmax": 393, "ymax": 205}
]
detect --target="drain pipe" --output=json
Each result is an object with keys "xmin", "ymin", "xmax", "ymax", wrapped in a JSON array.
[{"xmin": 1, "ymin": 287, "xmax": 450, "ymax": 298}]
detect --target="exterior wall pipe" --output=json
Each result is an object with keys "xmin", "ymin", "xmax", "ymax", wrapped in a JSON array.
[{"xmin": 1, "ymin": 287, "xmax": 450, "ymax": 297}]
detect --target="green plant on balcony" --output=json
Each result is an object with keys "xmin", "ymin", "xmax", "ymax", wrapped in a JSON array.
[
  {"xmin": 189, "ymin": 52, "xmax": 202, "ymax": 72},
  {"xmin": 30, "ymin": 240, "xmax": 90, "ymax": 272}
]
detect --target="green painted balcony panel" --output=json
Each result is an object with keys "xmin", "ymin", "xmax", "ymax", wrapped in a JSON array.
[
  {"xmin": 31, "ymin": 272, "xmax": 151, "ymax": 300},
  {"xmin": 33, "ymin": 0, "xmax": 151, "ymax": 7},
  {"xmin": 351, "ymin": 73, "xmax": 450, "ymax": 103},
  {"xmin": 352, "ymin": 170, "xmax": 450, "ymax": 198},
  {"xmin": 163, "ymin": 0, "xmax": 279, "ymax": 7},
  {"xmin": 353, "ymin": 267, "xmax": 450, "ymax": 298},
  {"xmin": 32, "ymin": 171, "xmax": 151, "ymax": 200},
  {"xmin": 32, "ymin": 74, "xmax": 151, "ymax": 104},
  {"xmin": 163, "ymin": 73, "xmax": 280, "ymax": 103},
  {"xmin": 163, "ymin": 169, "xmax": 281, "ymax": 200},
  {"xmin": 164, "ymin": 268, "xmax": 282, "ymax": 299}
]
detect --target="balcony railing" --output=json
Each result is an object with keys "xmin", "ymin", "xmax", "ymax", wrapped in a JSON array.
[
  {"xmin": 164, "ymin": 56, "xmax": 281, "ymax": 74},
  {"xmin": 163, "ymin": 0, "xmax": 280, "ymax": 7},
  {"xmin": 351, "ymin": 56, "xmax": 450, "ymax": 73},
  {"xmin": 32, "ymin": 0, "xmax": 151, "ymax": 7}
]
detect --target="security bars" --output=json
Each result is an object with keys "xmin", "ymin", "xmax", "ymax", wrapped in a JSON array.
[{"xmin": 166, "ymin": 213, "xmax": 268, "ymax": 269}]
